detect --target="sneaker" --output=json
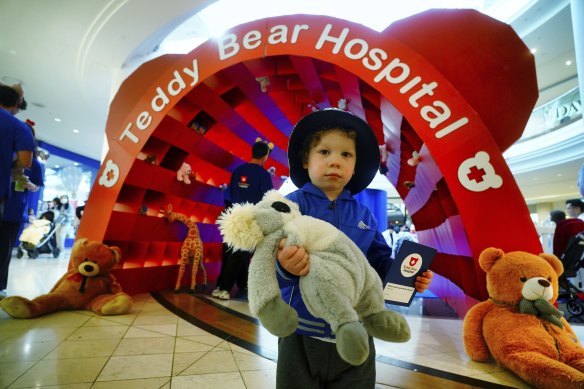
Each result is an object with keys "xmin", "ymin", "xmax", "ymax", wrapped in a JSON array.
[
  {"xmin": 216, "ymin": 290, "xmax": 231, "ymax": 300},
  {"xmin": 211, "ymin": 287, "xmax": 221, "ymax": 297}
]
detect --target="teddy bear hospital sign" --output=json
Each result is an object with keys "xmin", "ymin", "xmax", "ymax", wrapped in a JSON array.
[{"xmin": 79, "ymin": 12, "xmax": 541, "ymax": 297}]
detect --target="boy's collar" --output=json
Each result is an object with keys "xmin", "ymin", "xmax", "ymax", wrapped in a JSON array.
[{"xmin": 301, "ymin": 182, "xmax": 352, "ymax": 200}]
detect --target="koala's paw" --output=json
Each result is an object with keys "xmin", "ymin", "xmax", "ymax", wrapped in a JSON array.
[
  {"xmin": 257, "ymin": 297, "xmax": 298, "ymax": 337},
  {"xmin": 363, "ymin": 310, "xmax": 411, "ymax": 343},
  {"xmin": 335, "ymin": 321, "xmax": 369, "ymax": 366}
]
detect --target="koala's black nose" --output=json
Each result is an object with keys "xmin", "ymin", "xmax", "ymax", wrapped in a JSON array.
[{"xmin": 272, "ymin": 201, "xmax": 291, "ymax": 213}]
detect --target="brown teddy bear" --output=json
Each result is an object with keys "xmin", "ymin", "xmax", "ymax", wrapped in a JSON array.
[
  {"xmin": 0, "ymin": 238, "xmax": 132, "ymax": 318},
  {"xmin": 463, "ymin": 247, "xmax": 584, "ymax": 389}
]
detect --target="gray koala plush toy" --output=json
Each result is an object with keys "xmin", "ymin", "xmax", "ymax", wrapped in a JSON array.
[{"xmin": 217, "ymin": 190, "xmax": 410, "ymax": 366}]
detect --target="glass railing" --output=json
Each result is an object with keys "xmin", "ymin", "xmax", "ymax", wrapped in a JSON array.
[{"xmin": 518, "ymin": 86, "xmax": 582, "ymax": 143}]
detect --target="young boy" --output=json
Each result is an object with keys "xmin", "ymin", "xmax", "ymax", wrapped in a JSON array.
[{"xmin": 276, "ymin": 108, "xmax": 433, "ymax": 388}]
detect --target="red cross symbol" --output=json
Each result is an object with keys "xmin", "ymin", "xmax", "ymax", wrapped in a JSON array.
[{"xmin": 467, "ymin": 166, "xmax": 486, "ymax": 183}]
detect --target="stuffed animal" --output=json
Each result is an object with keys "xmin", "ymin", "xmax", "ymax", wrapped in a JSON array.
[
  {"xmin": 161, "ymin": 204, "xmax": 207, "ymax": 293},
  {"xmin": 0, "ymin": 238, "xmax": 132, "ymax": 318},
  {"xmin": 218, "ymin": 190, "xmax": 410, "ymax": 366},
  {"xmin": 463, "ymin": 248, "xmax": 584, "ymax": 389},
  {"xmin": 177, "ymin": 162, "xmax": 192, "ymax": 184}
]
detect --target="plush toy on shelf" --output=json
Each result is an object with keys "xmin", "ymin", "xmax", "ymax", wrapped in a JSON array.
[
  {"xmin": 161, "ymin": 204, "xmax": 207, "ymax": 293},
  {"xmin": 218, "ymin": 190, "xmax": 410, "ymax": 366},
  {"xmin": 463, "ymin": 248, "xmax": 584, "ymax": 389},
  {"xmin": 177, "ymin": 162, "xmax": 193, "ymax": 184},
  {"xmin": 0, "ymin": 239, "xmax": 132, "ymax": 318}
]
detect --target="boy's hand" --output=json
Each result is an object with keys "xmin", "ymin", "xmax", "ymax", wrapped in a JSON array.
[
  {"xmin": 277, "ymin": 238, "xmax": 310, "ymax": 276},
  {"xmin": 414, "ymin": 270, "xmax": 433, "ymax": 293}
]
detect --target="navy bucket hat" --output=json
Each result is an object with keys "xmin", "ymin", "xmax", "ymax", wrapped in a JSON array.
[{"xmin": 287, "ymin": 108, "xmax": 380, "ymax": 194}]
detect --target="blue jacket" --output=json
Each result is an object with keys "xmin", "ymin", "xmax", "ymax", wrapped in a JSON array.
[
  {"xmin": 224, "ymin": 162, "xmax": 273, "ymax": 207},
  {"xmin": 276, "ymin": 182, "xmax": 393, "ymax": 338}
]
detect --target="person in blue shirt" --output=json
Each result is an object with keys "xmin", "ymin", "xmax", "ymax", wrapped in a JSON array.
[
  {"xmin": 275, "ymin": 108, "xmax": 433, "ymax": 388},
  {"xmin": 0, "ymin": 84, "xmax": 35, "ymax": 299},
  {"xmin": 212, "ymin": 140, "xmax": 273, "ymax": 300}
]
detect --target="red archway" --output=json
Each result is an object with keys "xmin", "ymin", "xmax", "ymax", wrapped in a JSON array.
[{"xmin": 78, "ymin": 10, "xmax": 541, "ymax": 303}]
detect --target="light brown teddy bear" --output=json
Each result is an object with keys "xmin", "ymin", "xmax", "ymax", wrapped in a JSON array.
[
  {"xmin": 463, "ymin": 247, "xmax": 584, "ymax": 389},
  {"xmin": 0, "ymin": 238, "xmax": 132, "ymax": 318}
]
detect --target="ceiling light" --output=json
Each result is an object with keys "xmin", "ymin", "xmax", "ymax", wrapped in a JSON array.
[
  {"xmin": 530, "ymin": 48, "xmax": 537, "ymax": 54},
  {"xmin": 74, "ymin": 162, "xmax": 79, "ymax": 166},
  {"xmin": 566, "ymin": 60, "xmax": 572, "ymax": 66},
  {"xmin": 54, "ymin": 117, "xmax": 61, "ymax": 122},
  {"xmin": 73, "ymin": 129, "xmax": 79, "ymax": 133},
  {"xmin": 54, "ymin": 164, "xmax": 60, "ymax": 168}
]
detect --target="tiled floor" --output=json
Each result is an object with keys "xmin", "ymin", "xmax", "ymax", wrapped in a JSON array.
[{"xmin": 2, "ymin": 251, "xmax": 583, "ymax": 388}]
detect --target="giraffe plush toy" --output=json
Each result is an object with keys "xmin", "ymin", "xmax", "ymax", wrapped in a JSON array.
[{"xmin": 162, "ymin": 205, "xmax": 207, "ymax": 293}]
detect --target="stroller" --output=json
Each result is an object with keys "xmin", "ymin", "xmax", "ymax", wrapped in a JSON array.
[
  {"xmin": 16, "ymin": 211, "xmax": 63, "ymax": 259},
  {"xmin": 557, "ymin": 232, "xmax": 584, "ymax": 323}
]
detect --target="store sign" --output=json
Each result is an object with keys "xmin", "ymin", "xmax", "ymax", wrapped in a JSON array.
[{"xmin": 80, "ymin": 11, "xmax": 541, "ymax": 298}]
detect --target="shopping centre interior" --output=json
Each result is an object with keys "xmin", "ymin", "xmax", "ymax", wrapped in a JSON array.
[{"xmin": 1, "ymin": 0, "xmax": 583, "ymax": 387}]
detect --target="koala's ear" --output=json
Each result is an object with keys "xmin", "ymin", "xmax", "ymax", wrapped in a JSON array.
[
  {"xmin": 263, "ymin": 190, "xmax": 283, "ymax": 202},
  {"xmin": 539, "ymin": 253, "xmax": 564, "ymax": 276},
  {"xmin": 478, "ymin": 247, "xmax": 504, "ymax": 272},
  {"xmin": 218, "ymin": 203, "xmax": 264, "ymax": 251}
]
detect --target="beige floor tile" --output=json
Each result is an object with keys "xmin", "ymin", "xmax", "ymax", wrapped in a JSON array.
[
  {"xmin": 97, "ymin": 353, "xmax": 173, "ymax": 381},
  {"xmin": 137, "ymin": 301, "xmax": 172, "ymax": 314},
  {"xmin": 177, "ymin": 318, "xmax": 211, "ymax": 336},
  {"xmin": 132, "ymin": 323, "xmax": 177, "ymax": 336},
  {"xmin": 171, "ymin": 372, "xmax": 246, "ymax": 389},
  {"xmin": 377, "ymin": 339, "xmax": 442, "ymax": 357},
  {"xmin": 83, "ymin": 314, "xmax": 137, "ymax": 327},
  {"xmin": 33, "ymin": 311, "xmax": 91, "ymax": 327},
  {"xmin": 44, "ymin": 338, "xmax": 120, "ymax": 359},
  {"xmin": 228, "ymin": 342, "xmax": 258, "ymax": 355},
  {"xmin": 174, "ymin": 337, "xmax": 215, "ymax": 353},
  {"xmin": 4, "ymin": 326, "xmax": 78, "ymax": 344},
  {"xmin": 444, "ymin": 350, "xmax": 504, "ymax": 374},
  {"xmin": 0, "ymin": 314, "xmax": 40, "ymax": 330},
  {"xmin": 0, "ymin": 338, "xmax": 58, "ymax": 362},
  {"xmin": 67, "ymin": 325, "xmax": 129, "ymax": 340},
  {"xmin": 113, "ymin": 336, "xmax": 175, "ymax": 356},
  {"xmin": 91, "ymin": 377, "xmax": 170, "ymax": 388},
  {"xmin": 0, "ymin": 361, "xmax": 35, "ymax": 388},
  {"xmin": 470, "ymin": 371, "xmax": 533, "ymax": 388},
  {"xmin": 233, "ymin": 350, "xmax": 277, "ymax": 371},
  {"xmin": 0, "ymin": 328, "xmax": 27, "ymax": 344},
  {"xmin": 241, "ymin": 369, "xmax": 277, "ymax": 389},
  {"xmin": 27, "ymin": 384, "xmax": 92, "ymax": 389},
  {"xmin": 179, "ymin": 349, "xmax": 239, "ymax": 375},
  {"xmin": 2, "ymin": 339, "xmax": 63, "ymax": 364},
  {"xmin": 132, "ymin": 313, "xmax": 178, "ymax": 326},
  {"xmin": 179, "ymin": 334, "xmax": 228, "ymax": 349},
  {"xmin": 123, "ymin": 325, "xmax": 174, "ymax": 339},
  {"xmin": 8, "ymin": 356, "xmax": 108, "ymax": 388},
  {"xmin": 400, "ymin": 351, "xmax": 499, "ymax": 377},
  {"xmin": 172, "ymin": 351, "xmax": 207, "ymax": 375}
]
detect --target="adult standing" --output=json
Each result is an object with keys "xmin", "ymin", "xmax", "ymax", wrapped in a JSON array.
[
  {"xmin": 0, "ymin": 83, "xmax": 35, "ymax": 299},
  {"xmin": 0, "ymin": 122, "xmax": 44, "ymax": 297},
  {"xmin": 212, "ymin": 141, "xmax": 273, "ymax": 300},
  {"xmin": 566, "ymin": 198, "xmax": 584, "ymax": 221}
]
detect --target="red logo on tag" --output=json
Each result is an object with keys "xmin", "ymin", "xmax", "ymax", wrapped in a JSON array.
[
  {"xmin": 240, "ymin": 176, "xmax": 248, "ymax": 184},
  {"xmin": 409, "ymin": 257, "xmax": 419, "ymax": 267}
]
